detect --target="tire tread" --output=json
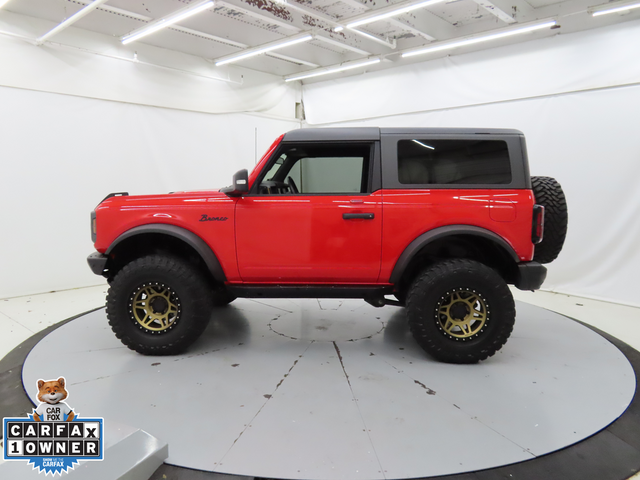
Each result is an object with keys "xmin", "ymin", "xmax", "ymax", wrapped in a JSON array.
[
  {"xmin": 106, "ymin": 254, "xmax": 212, "ymax": 355},
  {"xmin": 532, "ymin": 176, "xmax": 568, "ymax": 264},
  {"xmin": 406, "ymin": 259, "xmax": 515, "ymax": 364}
]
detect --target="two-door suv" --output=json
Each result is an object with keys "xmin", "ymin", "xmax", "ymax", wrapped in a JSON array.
[{"xmin": 88, "ymin": 128, "xmax": 567, "ymax": 363}]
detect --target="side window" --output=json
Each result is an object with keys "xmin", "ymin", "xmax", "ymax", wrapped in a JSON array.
[
  {"xmin": 259, "ymin": 144, "xmax": 371, "ymax": 194},
  {"xmin": 264, "ymin": 155, "xmax": 286, "ymax": 181},
  {"xmin": 398, "ymin": 139, "xmax": 512, "ymax": 185}
]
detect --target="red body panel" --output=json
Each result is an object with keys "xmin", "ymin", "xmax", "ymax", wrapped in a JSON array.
[
  {"xmin": 94, "ymin": 191, "xmax": 242, "ymax": 281},
  {"xmin": 379, "ymin": 189, "xmax": 535, "ymax": 281},
  {"xmin": 235, "ymin": 193, "xmax": 382, "ymax": 283},
  {"xmin": 95, "ymin": 188, "xmax": 535, "ymax": 286}
]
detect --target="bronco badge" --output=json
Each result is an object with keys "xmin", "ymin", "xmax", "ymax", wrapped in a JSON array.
[{"xmin": 199, "ymin": 215, "xmax": 228, "ymax": 222}]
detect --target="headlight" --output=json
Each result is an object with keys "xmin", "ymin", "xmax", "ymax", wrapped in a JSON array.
[{"xmin": 91, "ymin": 211, "xmax": 97, "ymax": 243}]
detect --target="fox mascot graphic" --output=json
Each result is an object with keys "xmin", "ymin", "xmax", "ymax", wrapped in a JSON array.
[{"xmin": 33, "ymin": 377, "xmax": 75, "ymax": 422}]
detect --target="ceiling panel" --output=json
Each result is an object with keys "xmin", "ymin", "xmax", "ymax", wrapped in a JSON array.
[
  {"xmin": 314, "ymin": 0, "xmax": 364, "ymax": 18},
  {"xmin": 213, "ymin": 3, "xmax": 298, "ymax": 34},
  {"xmin": 3, "ymin": 0, "xmax": 638, "ymax": 82},
  {"xmin": 106, "ymin": 0, "xmax": 188, "ymax": 18},
  {"xmin": 525, "ymin": 0, "xmax": 567, "ymax": 8},
  {"xmin": 7, "ymin": 0, "xmax": 82, "ymax": 25},
  {"xmin": 428, "ymin": 0, "xmax": 494, "ymax": 26}
]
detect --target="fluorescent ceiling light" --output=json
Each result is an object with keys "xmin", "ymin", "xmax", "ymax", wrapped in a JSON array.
[
  {"xmin": 122, "ymin": 0, "xmax": 214, "ymax": 45},
  {"xmin": 592, "ymin": 1, "xmax": 640, "ymax": 15},
  {"xmin": 285, "ymin": 58, "xmax": 380, "ymax": 82},
  {"xmin": 350, "ymin": 28, "xmax": 397, "ymax": 48},
  {"xmin": 215, "ymin": 34, "xmax": 313, "ymax": 66},
  {"xmin": 347, "ymin": 0, "xmax": 445, "ymax": 29},
  {"xmin": 412, "ymin": 139, "xmax": 435, "ymax": 150},
  {"xmin": 36, "ymin": 0, "xmax": 108, "ymax": 45},
  {"xmin": 0, "ymin": 0, "xmax": 13, "ymax": 8},
  {"xmin": 403, "ymin": 20, "xmax": 557, "ymax": 58}
]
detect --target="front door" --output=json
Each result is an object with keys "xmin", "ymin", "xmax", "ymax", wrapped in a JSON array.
[{"xmin": 235, "ymin": 142, "xmax": 382, "ymax": 283}]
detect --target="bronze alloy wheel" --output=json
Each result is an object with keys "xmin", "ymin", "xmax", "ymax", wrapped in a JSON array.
[
  {"xmin": 107, "ymin": 255, "xmax": 213, "ymax": 355},
  {"xmin": 406, "ymin": 259, "xmax": 515, "ymax": 363},
  {"xmin": 435, "ymin": 288, "xmax": 489, "ymax": 341},
  {"xmin": 129, "ymin": 282, "xmax": 181, "ymax": 334}
]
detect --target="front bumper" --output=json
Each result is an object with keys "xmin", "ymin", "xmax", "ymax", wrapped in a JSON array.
[
  {"xmin": 514, "ymin": 262, "xmax": 547, "ymax": 291},
  {"xmin": 87, "ymin": 252, "xmax": 108, "ymax": 276}
]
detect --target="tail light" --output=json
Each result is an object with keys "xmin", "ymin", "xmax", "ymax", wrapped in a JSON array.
[
  {"xmin": 532, "ymin": 205, "xmax": 545, "ymax": 244},
  {"xmin": 91, "ymin": 211, "xmax": 97, "ymax": 243}
]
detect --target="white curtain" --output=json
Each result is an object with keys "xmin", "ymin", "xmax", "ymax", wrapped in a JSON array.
[
  {"xmin": 0, "ymin": 10, "xmax": 298, "ymax": 118},
  {"xmin": 302, "ymin": 20, "xmax": 640, "ymax": 126},
  {"xmin": 0, "ymin": 86, "xmax": 300, "ymax": 298}
]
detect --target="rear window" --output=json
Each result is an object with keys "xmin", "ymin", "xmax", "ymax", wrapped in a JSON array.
[{"xmin": 398, "ymin": 139, "xmax": 511, "ymax": 185}]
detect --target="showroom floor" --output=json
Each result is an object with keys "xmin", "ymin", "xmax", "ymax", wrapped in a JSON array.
[{"xmin": 1, "ymin": 285, "xmax": 639, "ymax": 480}]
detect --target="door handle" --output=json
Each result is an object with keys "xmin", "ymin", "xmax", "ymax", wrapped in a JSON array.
[{"xmin": 343, "ymin": 213, "xmax": 375, "ymax": 220}]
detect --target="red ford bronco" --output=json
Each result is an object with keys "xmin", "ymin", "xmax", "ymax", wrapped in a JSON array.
[{"xmin": 88, "ymin": 128, "xmax": 567, "ymax": 363}]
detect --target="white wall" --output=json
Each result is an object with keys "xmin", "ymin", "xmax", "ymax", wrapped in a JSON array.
[
  {"xmin": 0, "ymin": 10, "xmax": 299, "ymax": 118},
  {"xmin": 0, "ymin": 87, "xmax": 299, "ymax": 299},
  {"xmin": 302, "ymin": 19, "xmax": 640, "ymax": 125},
  {"xmin": 301, "ymin": 21, "xmax": 640, "ymax": 307},
  {"xmin": 0, "ymin": 10, "xmax": 301, "ymax": 298}
]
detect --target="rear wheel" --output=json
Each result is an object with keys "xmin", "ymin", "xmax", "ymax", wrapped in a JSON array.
[
  {"xmin": 406, "ymin": 259, "xmax": 515, "ymax": 364},
  {"xmin": 106, "ymin": 255, "xmax": 212, "ymax": 355}
]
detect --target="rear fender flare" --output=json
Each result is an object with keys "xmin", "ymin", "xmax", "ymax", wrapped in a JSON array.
[
  {"xmin": 106, "ymin": 224, "xmax": 226, "ymax": 282},
  {"xmin": 389, "ymin": 225, "xmax": 519, "ymax": 284}
]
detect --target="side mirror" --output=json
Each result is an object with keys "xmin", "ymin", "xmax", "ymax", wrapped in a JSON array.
[{"xmin": 220, "ymin": 169, "xmax": 249, "ymax": 197}]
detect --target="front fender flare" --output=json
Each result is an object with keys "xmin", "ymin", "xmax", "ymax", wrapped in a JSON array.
[
  {"xmin": 389, "ymin": 225, "xmax": 519, "ymax": 284},
  {"xmin": 106, "ymin": 224, "xmax": 226, "ymax": 282}
]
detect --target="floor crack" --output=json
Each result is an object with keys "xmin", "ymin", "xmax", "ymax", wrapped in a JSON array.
[
  {"xmin": 382, "ymin": 359, "xmax": 534, "ymax": 456},
  {"xmin": 216, "ymin": 342, "xmax": 314, "ymax": 466},
  {"xmin": 472, "ymin": 416, "xmax": 536, "ymax": 457},
  {"xmin": 334, "ymin": 342, "xmax": 387, "ymax": 479},
  {"xmin": 246, "ymin": 299, "xmax": 293, "ymax": 313},
  {"xmin": 383, "ymin": 360, "xmax": 438, "ymax": 396},
  {"xmin": 333, "ymin": 342, "xmax": 351, "ymax": 387}
]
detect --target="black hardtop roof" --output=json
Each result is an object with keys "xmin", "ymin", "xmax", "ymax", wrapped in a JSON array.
[
  {"xmin": 283, "ymin": 127, "xmax": 524, "ymax": 142},
  {"xmin": 380, "ymin": 127, "xmax": 524, "ymax": 136},
  {"xmin": 283, "ymin": 128, "xmax": 379, "ymax": 141}
]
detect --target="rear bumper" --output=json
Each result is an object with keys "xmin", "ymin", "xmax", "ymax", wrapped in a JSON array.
[
  {"xmin": 514, "ymin": 262, "xmax": 547, "ymax": 291},
  {"xmin": 87, "ymin": 252, "xmax": 108, "ymax": 276}
]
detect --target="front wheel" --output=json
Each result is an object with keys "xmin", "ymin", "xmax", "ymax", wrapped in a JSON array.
[
  {"xmin": 406, "ymin": 259, "xmax": 515, "ymax": 364},
  {"xmin": 106, "ymin": 255, "xmax": 213, "ymax": 355}
]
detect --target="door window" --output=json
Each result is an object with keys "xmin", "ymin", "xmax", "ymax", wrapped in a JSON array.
[{"xmin": 258, "ymin": 144, "xmax": 371, "ymax": 194}]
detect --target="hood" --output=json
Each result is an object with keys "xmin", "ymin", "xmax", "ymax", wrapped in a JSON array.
[{"xmin": 98, "ymin": 189, "xmax": 229, "ymax": 207}]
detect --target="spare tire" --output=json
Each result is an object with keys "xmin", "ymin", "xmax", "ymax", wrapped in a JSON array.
[{"xmin": 531, "ymin": 176, "xmax": 568, "ymax": 264}]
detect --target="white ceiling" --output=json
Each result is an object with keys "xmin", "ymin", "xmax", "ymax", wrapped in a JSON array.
[{"xmin": 3, "ymin": 0, "xmax": 640, "ymax": 82}]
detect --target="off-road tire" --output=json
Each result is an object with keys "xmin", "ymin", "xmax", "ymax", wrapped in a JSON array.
[
  {"xmin": 106, "ymin": 254, "xmax": 213, "ymax": 355},
  {"xmin": 531, "ymin": 176, "xmax": 568, "ymax": 264},
  {"xmin": 406, "ymin": 259, "xmax": 515, "ymax": 364}
]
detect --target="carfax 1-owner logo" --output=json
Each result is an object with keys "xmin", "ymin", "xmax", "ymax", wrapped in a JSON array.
[{"xmin": 3, "ymin": 377, "xmax": 104, "ymax": 475}]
